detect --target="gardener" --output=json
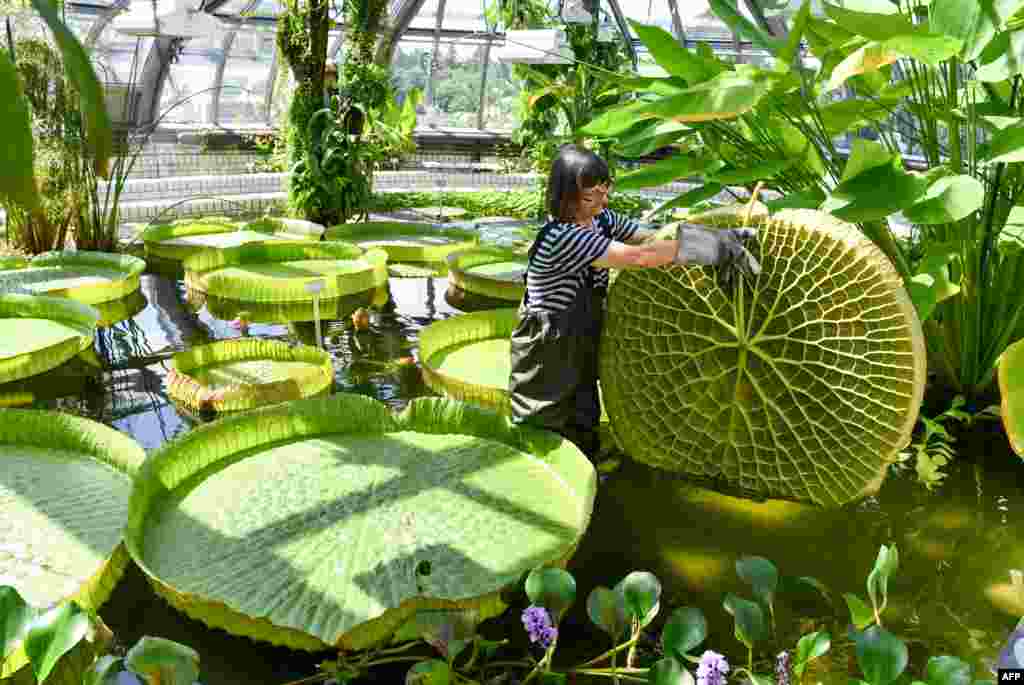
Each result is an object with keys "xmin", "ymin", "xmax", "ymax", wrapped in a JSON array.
[{"xmin": 508, "ymin": 144, "xmax": 761, "ymax": 459}]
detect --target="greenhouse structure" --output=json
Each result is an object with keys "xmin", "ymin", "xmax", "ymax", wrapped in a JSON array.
[{"xmin": 3, "ymin": 1, "xmax": 1024, "ymax": 684}]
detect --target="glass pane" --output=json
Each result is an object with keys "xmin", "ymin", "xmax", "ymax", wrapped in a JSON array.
[
  {"xmin": 159, "ymin": 49, "xmax": 223, "ymax": 123},
  {"xmin": 482, "ymin": 45, "xmax": 521, "ymax": 132},
  {"xmin": 426, "ymin": 37, "xmax": 487, "ymax": 128},
  {"xmin": 617, "ymin": 0, "xmax": 676, "ymax": 37},
  {"xmin": 440, "ymin": 0, "xmax": 488, "ymax": 31},
  {"xmin": 64, "ymin": 11, "xmax": 97, "ymax": 45},
  {"xmin": 92, "ymin": 20, "xmax": 153, "ymax": 84},
  {"xmin": 391, "ymin": 37, "xmax": 431, "ymax": 104},
  {"xmin": 219, "ymin": 25, "xmax": 276, "ymax": 124},
  {"xmin": 409, "ymin": 0, "xmax": 439, "ymax": 30}
]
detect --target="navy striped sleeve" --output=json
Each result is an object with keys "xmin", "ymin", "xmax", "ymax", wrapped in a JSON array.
[
  {"xmin": 532, "ymin": 222, "xmax": 613, "ymax": 276},
  {"xmin": 600, "ymin": 209, "xmax": 639, "ymax": 242}
]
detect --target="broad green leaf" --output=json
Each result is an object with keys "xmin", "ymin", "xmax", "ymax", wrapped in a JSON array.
[
  {"xmin": 779, "ymin": 0, "xmax": 813, "ymax": 66},
  {"xmin": 649, "ymin": 657, "xmax": 696, "ymax": 685},
  {"xmin": 999, "ymin": 339, "xmax": 1024, "ymax": 456},
  {"xmin": 125, "ymin": 637, "xmax": 200, "ymax": 685},
  {"xmin": 525, "ymin": 568, "xmax": 576, "ymax": 621},
  {"xmin": 824, "ymin": 3, "xmax": 916, "ymax": 40},
  {"xmin": 925, "ymin": 656, "xmax": 972, "ymax": 685},
  {"xmin": 735, "ymin": 557, "xmax": 779, "ymax": 611},
  {"xmin": 980, "ymin": 122, "xmax": 1024, "ymax": 163},
  {"xmin": 976, "ymin": 31, "xmax": 1024, "ymax": 82},
  {"xmin": 579, "ymin": 100, "xmax": 660, "ymax": 137},
  {"xmin": 23, "ymin": 602, "xmax": 89, "ymax": 683},
  {"xmin": 709, "ymin": 0, "xmax": 786, "ymax": 54},
  {"xmin": 828, "ymin": 42, "xmax": 899, "ymax": 91},
  {"xmin": 767, "ymin": 189, "xmax": 826, "ymax": 212},
  {"xmin": 904, "ymin": 175, "xmax": 984, "ymax": 224},
  {"xmin": 587, "ymin": 586, "xmax": 628, "ymax": 639},
  {"xmin": 722, "ymin": 594, "xmax": 767, "ymax": 649},
  {"xmin": 841, "ymin": 139, "xmax": 895, "ymax": 183},
  {"xmin": 0, "ymin": 48, "xmax": 38, "ymax": 209},
  {"xmin": 709, "ymin": 159, "xmax": 794, "ymax": 185},
  {"xmin": 614, "ymin": 121, "xmax": 691, "ymax": 158},
  {"xmin": 906, "ymin": 245, "xmax": 959, "ymax": 322},
  {"xmin": 635, "ymin": 72, "xmax": 773, "ymax": 123},
  {"xmin": 883, "ymin": 33, "xmax": 963, "ymax": 65},
  {"xmin": 615, "ymin": 155, "xmax": 720, "ymax": 191},
  {"xmin": 30, "ymin": 0, "xmax": 112, "ymax": 178},
  {"xmin": 629, "ymin": 20, "xmax": 721, "ymax": 83},
  {"xmin": 843, "ymin": 593, "xmax": 875, "ymax": 629},
  {"xmin": 661, "ymin": 607, "xmax": 707, "ymax": 659},
  {"xmin": 825, "ymin": 162, "xmax": 930, "ymax": 222},
  {"xmin": 651, "ymin": 184, "xmax": 725, "ymax": 219},
  {"xmin": 930, "ymin": 0, "xmax": 1024, "ymax": 61},
  {"xmin": 615, "ymin": 572, "xmax": 662, "ymax": 626},
  {"xmin": 405, "ymin": 659, "xmax": 451, "ymax": 685},
  {"xmin": 795, "ymin": 631, "xmax": 831, "ymax": 678},
  {"xmin": 770, "ymin": 116, "xmax": 826, "ymax": 177},
  {"xmin": 84, "ymin": 655, "xmax": 125, "ymax": 685},
  {"xmin": 852, "ymin": 626, "xmax": 908, "ymax": 685},
  {"xmin": 406, "ymin": 608, "xmax": 477, "ymax": 660},
  {"xmin": 0, "ymin": 586, "xmax": 33, "ymax": 661}
]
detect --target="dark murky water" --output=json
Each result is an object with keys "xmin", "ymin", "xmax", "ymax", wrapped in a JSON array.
[{"xmin": 7, "ymin": 264, "xmax": 1024, "ymax": 685}]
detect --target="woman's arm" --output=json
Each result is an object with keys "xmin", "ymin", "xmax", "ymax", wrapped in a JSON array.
[
  {"xmin": 591, "ymin": 238, "xmax": 679, "ymax": 269},
  {"xmin": 625, "ymin": 228, "xmax": 659, "ymax": 244}
]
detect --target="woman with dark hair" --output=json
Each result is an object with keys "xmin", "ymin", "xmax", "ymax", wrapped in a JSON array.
[{"xmin": 508, "ymin": 144, "xmax": 761, "ymax": 459}]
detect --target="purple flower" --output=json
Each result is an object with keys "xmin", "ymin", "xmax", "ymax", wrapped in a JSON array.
[
  {"xmin": 521, "ymin": 605, "xmax": 557, "ymax": 648},
  {"xmin": 775, "ymin": 651, "xmax": 791, "ymax": 685},
  {"xmin": 696, "ymin": 650, "xmax": 729, "ymax": 685}
]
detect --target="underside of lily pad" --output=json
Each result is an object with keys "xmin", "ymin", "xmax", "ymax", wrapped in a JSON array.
[
  {"xmin": 141, "ymin": 217, "xmax": 244, "ymax": 261},
  {"xmin": 446, "ymin": 248, "xmax": 526, "ymax": 302},
  {"xmin": 0, "ymin": 293, "xmax": 99, "ymax": 385},
  {"xmin": 325, "ymin": 222, "xmax": 478, "ymax": 264},
  {"xmin": 0, "ymin": 251, "xmax": 146, "ymax": 305},
  {"xmin": 168, "ymin": 339, "xmax": 334, "ymax": 413},
  {"xmin": 599, "ymin": 207, "xmax": 926, "ymax": 506},
  {"xmin": 183, "ymin": 241, "xmax": 388, "ymax": 303},
  {"xmin": 93, "ymin": 289, "xmax": 148, "ymax": 328},
  {"xmin": 187, "ymin": 287, "xmax": 377, "ymax": 325},
  {"xmin": 125, "ymin": 394, "xmax": 596, "ymax": 651},
  {"xmin": 0, "ymin": 409, "xmax": 144, "ymax": 677}
]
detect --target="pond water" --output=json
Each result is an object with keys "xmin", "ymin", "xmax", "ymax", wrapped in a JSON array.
[{"xmin": 9, "ymin": 264, "xmax": 1024, "ymax": 685}]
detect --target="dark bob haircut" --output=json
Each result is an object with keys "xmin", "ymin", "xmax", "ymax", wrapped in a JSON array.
[{"xmin": 546, "ymin": 144, "xmax": 611, "ymax": 222}]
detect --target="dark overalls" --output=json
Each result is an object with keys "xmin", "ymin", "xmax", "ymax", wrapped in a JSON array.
[{"xmin": 508, "ymin": 219, "xmax": 608, "ymax": 459}]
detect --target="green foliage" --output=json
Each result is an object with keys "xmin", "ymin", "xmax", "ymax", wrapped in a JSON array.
[
  {"xmin": 897, "ymin": 397, "xmax": 974, "ymax": 489},
  {"xmin": 525, "ymin": 568, "xmax": 576, "ymax": 622},
  {"xmin": 370, "ymin": 189, "xmax": 652, "ymax": 221}
]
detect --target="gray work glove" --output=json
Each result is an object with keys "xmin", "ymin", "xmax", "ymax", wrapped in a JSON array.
[{"xmin": 674, "ymin": 224, "xmax": 762, "ymax": 291}]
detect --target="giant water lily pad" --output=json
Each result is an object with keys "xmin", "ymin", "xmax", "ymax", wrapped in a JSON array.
[
  {"xmin": 168, "ymin": 339, "xmax": 334, "ymax": 413},
  {"xmin": 0, "ymin": 251, "xmax": 145, "ymax": 305},
  {"xmin": 0, "ymin": 293, "xmax": 99, "ymax": 385},
  {"xmin": 184, "ymin": 241, "xmax": 388, "ymax": 303},
  {"xmin": 325, "ymin": 222, "xmax": 478, "ymax": 264},
  {"xmin": 600, "ymin": 208, "xmax": 926, "ymax": 506},
  {"xmin": 447, "ymin": 248, "xmax": 526, "ymax": 302},
  {"xmin": 0, "ymin": 409, "xmax": 145, "ymax": 678},
  {"xmin": 125, "ymin": 394, "xmax": 596, "ymax": 650},
  {"xmin": 141, "ymin": 217, "xmax": 324, "ymax": 262}
]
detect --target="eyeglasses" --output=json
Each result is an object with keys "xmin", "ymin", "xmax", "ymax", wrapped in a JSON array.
[{"xmin": 581, "ymin": 183, "xmax": 613, "ymax": 202}]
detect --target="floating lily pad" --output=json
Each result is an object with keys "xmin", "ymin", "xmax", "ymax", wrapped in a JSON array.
[
  {"xmin": 0, "ymin": 251, "xmax": 145, "ymax": 306},
  {"xmin": 0, "ymin": 255, "xmax": 28, "ymax": 271},
  {"xmin": 187, "ymin": 287, "xmax": 376, "ymax": 325},
  {"xmin": 325, "ymin": 222, "xmax": 477, "ymax": 264},
  {"xmin": 446, "ymin": 249, "xmax": 526, "ymax": 302},
  {"xmin": 0, "ymin": 409, "xmax": 145, "ymax": 678},
  {"xmin": 93, "ymin": 289, "xmax": 148, "ymax": 328},
  {"xmin": 0, "ymin": 293, "xmax": 98, "ymax": 385},
  {"xmin": 125, "ymin": 394, "xmax": 597, "ymax": 651},
  {"xmin": 184, "ymin": 242, "xmax": 388, "ymax": 303},
  {"xmin": 600, "ymin": 207, "xmax": 927, "ymax": 505},
  {"xmin": 168, "ymin": 339, "xmax": 334, "ymax": 413}
]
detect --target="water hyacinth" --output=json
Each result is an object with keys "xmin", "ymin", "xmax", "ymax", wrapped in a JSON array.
[
  {"xmin": 776, "ymin": 651, "xmax": 791, "ymax": 685},
  {"xmin": 696, "ymin": 650, "xmax": 729, "ymax": 685},
  {"xmin": 521, "ymin": 605, "xmax": 557, "ymax": 648}
]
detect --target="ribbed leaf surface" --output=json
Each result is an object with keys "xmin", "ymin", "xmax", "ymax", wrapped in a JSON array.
[
  {"xmin": 447, "ymin": 249, "xmax": 526, "ymax": 301},
  {"xmin": 600, "ymin": 208, "xmax": 926, "ymax": 505},
  {"xmin": 125, "ymin": 395, "xmax": 596, "ymax": 651},
  {"xmin": 0, "ymin": 251, "xmax": 145, "ymax": 305},
  {"xmin": 0, "ymin": 294, "xmax": 98, "ymax": 385},
  {"xmin": 325, "ymin": 222, "xmax": 478, "ymax": 263}
]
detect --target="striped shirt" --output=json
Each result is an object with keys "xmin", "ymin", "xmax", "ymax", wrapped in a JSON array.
[{"xmin": 524, "ymin": 208, "xmax": 639, "ymax": 312}]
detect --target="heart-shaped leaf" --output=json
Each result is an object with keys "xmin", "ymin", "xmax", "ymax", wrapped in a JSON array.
[
  {"xmin": 615, "ymin": 572, "xmax": 662, "ymax": 626},
  {"xmin": 648, "ymin": 657, "xmax": 696, "ymax": 685},
  {"xmin": 662, "ymin": 607, "xmax": 708, "ymax": 660},
  {"xmin": 735, "ymin": 557, "xmax": 779, "ymax": 611},
  {"xmin": 925, "ymin": 656, "xmax": 971, "ymax": 685},
  {"xmin": 84, "ymin": 656, "xmax": 126, "ymax": 685},
  {"xmin": 587, "ymin": 586, "xmax": 628, "ymax": 639},
  {"xmin": 852, "ymin": 626, "xmax": 908, "ymax": 685},
  {"xmin": 125, "ymin": 636, "xmax": 200, "ymax": 685},
  {"xmin": 844, "ymin": 593, "xmax": 876, "ymax": 630},
  {"xmin": 723, "ymin": 594, "xmax": 767, "ymax": 649},
  {"xmin": 0, "ymin": 586, "xmax": 34, "ymax": 661},
  {"xmin": 24, "ymin": 602, "xmax": 90, "ymax": 683},
  {"xmin": 795, "ymin": 631, "xmax": 831, "ymax": 678},
  {"xmin": 525, "ymin": 568, "xmax": 576, "ymax": 621},
  {"xmin": 904, "ymin": 175, "xmax": 984, "ymax": 225},
  {"xmin": 405, "ymin": 659, "xmax": 451, "ymax": 685}
]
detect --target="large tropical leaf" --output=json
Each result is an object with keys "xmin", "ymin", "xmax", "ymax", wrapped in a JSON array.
[
  {"xmin": 446, "ymin": 248, "xmax": 526, "ymax": 302},
  {"xmin": 930, "ymin": 0, "xmax": 1024, "ymax": 61},
  {"xmin": 0, "ymin": 251, "xmax": 146, "ymax": 306},
  {"xmin": 124, "ymin": 394, "xmax": 597, "ymax": 651},
  {"xmin": 0, "ymin": 47, "xmax": 38, "ymax": 209},
  {"xmin": 0, "ymin": 293, "xmax": 98, "ymax": 385},
  {"xmin": 1000, "ymin": 338, "xmax": 1024, "ymax": 456},
  {"xmin": 0, "ymin": 410, "xmax": 144, "ymax": 678},
  {"xmin": 324, "ymin": 222, "xmax": 478, "ymax": 264}
]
